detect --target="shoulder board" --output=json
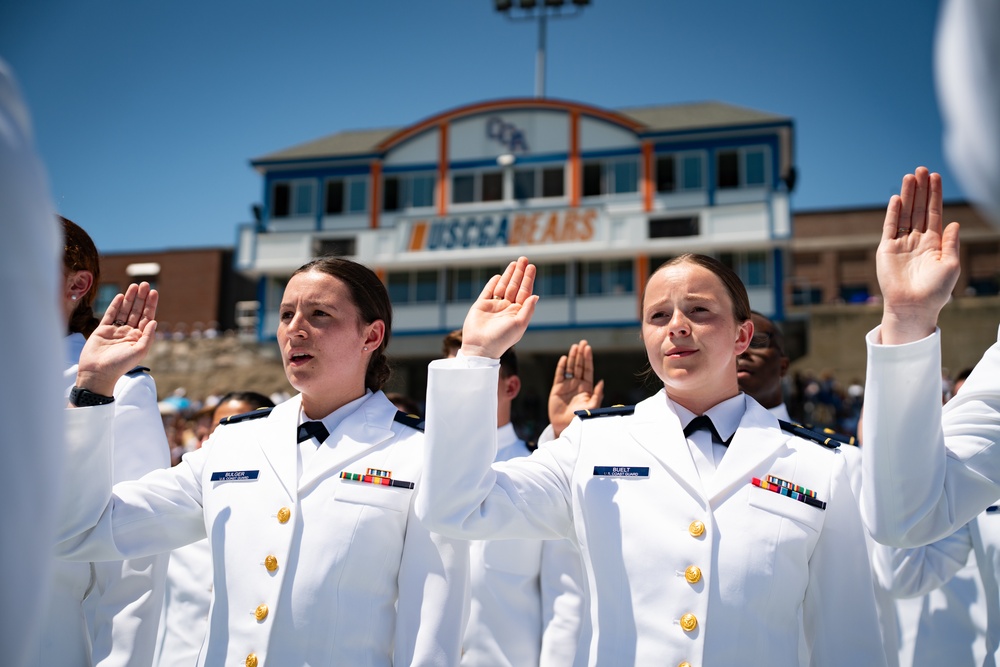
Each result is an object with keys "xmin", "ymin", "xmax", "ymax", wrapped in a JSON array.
[
  {"xmin": 575, "ymin": 405, "xmax": 636, "ymax": 420},
  {"xmin": 125, "ymin": 365, "xmax": 151, "ymax": 376},
  {"xmin": 394, "ymin": 411, "xmax": 425, "ymax": 432},
  {"xmin": 219, "ymin": 407, "xmax": 273, "ymax": 426},
  {"xmin": 778, "ymin": 420, "xmax": 842, "ymax": 449}
]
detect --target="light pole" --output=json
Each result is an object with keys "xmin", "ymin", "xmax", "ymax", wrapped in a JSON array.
[{"xmin": 494, "ymin": 0, "xmax": 591, "ymax": 98}]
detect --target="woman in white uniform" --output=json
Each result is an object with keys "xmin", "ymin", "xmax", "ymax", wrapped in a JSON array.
[
  {"xmin": 417, "ymin": 255, "xmax": 885, "ymax": 666},
  {"xmin": 56, "ymin": 257, "xmax": 469, "ymax": 667},
  {"xmin": 31, "ymin": 217, "xmax": 170, "ymax": 667}
]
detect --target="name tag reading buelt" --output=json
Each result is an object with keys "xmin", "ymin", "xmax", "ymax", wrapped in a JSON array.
[
  {"xmin": 593, "ymin": 466, "xmax": 649, "ymax": 478},
  {"xmin": 210, "ymin": 470, "xmax": 260, "ymax": 482}
]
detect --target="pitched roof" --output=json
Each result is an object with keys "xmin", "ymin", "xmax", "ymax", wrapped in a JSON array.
[{"xmin": 251, "ymin": 100, "xmax": 790, "ymax": 166}]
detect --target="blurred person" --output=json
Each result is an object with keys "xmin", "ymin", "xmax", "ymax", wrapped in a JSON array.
[
  {"xmin": 419, "ymin": 256, "xmax": 884, "ymax": 666},
  {"xmin": 56, "ymin": 257, "xmax": 468, "ymax": 666},
  {"xmin": 736, "ymin": 312, "xmax": 790, "ymax": 420},
  {"xmin": 32, "ymin": 216, "xmax": 171, "ymax": 667},
  {"xmin": 153, "ymin": 391, "xmax": 274, "ymax": 667},
  {"xmin": 444, "ymin": 330, "xmax": 584, "ymax": 666},
  {"xmin": 0, "ymin": 57, "xmax": 66, "ymax": 667},
  {"xmin": 385, "ymin": 392, "xmax": 422, "ymax": 419}
]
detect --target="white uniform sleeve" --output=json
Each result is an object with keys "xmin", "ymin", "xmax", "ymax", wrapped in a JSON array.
[
  {"xmin": 863, "ymin": 326, "xmax": 1000, "ymax": 547},
  {"xmin": 873, "ymin": 521, "xmax": 974, "ymax": 599},
  {"xmin": 88, "ymin": 371, "xmax": 172, "ymax": 667},
  {"xmin": 56, "ymin": 406, "xmax": 208, "ymax": 562},
  {"xmin": 416, "ymin": 357, "xmax": 575, "ymax": 542},
  {"xmin": 0, "ymin": 58, "xmax": 66, "ymax": 667}
]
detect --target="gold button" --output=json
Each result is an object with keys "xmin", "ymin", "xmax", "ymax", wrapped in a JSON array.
[
  {"xmin": 277, "ymin": 507, "xmax": 291, "ymax": 524},
  {"xmin": 684, "ymin": 565, "xmax": 702, "ymax": 584},
  {"xmin": 264, "ymin": 555, "xmax": 278, "ymax": 572},
  {"xmin": 688, "ymin": 520, "xmax": 705, "ymax": 537},
  {"xmin": 255, "ymin": 604, "xmax": 269, "ymax": 621},
  {"xmin": 246, "ymin": 653, "xmax": 258, "ymax": 667},
  {"xmin": 679, "ymin": 663, "xmax": 692, "ymax": 667},
  {"xmin": 680, "ymin": 613, "xmax": 698, "ymax": 632}
]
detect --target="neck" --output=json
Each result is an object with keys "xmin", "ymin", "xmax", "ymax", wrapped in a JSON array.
[
  {"xmin": 667, "ymin": 386, "xmax": 740, "ymax": 416},
  {"xmin": 753, "ymin": 386, "xmax": 784, "ymax": 410},
  {"xmin": 301, "ymin": 388, "xmax": 367, "ymax": 421}
]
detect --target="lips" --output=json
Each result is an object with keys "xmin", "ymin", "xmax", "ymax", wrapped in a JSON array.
[
  {"xmin": 666, "ymin": 347, "xmax": 696, "ymax": 358},
  {"xmin": 288, "ymin": 351, "xmax": 314, "ymax": 366}
]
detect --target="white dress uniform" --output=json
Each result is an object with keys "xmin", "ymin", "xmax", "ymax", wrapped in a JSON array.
[
  {"xmin": 151, "ymin": 538, "xmax": 212, "ymax": 667},
  {"xmin": 462, "ymin": 423, "xmax": 583, "ymax": 667},
  {"xmin": 418, "ymin": 358, "xmax": 885, "ymax": 667},
  {"xmin": 874, "ymin": 509, "xmax": 1000, "ymax": 667},
  {"xmin": 861, "ymin": 326, "xmax": 1000, "ymax": 547},
  {"xmin": 0, "ymin": 58, "xmax": 65, "ymax": 667},
  {"xmin": 29, "ymin": 334, "xmax": 170, "ymax": 667},
  {"xmin": 57, "ymin": 390, "xmax": 469, "ymax": 667}
]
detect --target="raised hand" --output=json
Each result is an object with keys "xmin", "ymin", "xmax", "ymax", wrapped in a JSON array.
[
  {"xmin": 460, "ymin": 256, "xmax": 538, "ymax": 360},
  {"xmin": 548, "ymin": 339, "xmax": 605, "ymax": 438},
  {"xmin": 876, "ymin": 167, "xmax": 961, "ymax": 344},
  {"xmin": 75, "ymin": 282, "xmax": 159, "ymax": 396}
]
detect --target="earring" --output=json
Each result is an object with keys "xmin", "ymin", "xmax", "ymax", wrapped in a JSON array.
[
  {"xmin": 70, "ymin": 294, "xmax": 78, "ymax": 301},
  {"xmin": 363, "ymin": 346, "xmax": 369, "ymax": 351}
]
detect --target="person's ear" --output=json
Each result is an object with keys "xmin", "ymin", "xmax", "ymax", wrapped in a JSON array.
[
  {"xmin": 502, "ymin": 374, "xmax": 521, "ymax": 400},
  {"xmin": 66, "ymin": 270, "xmax": 94, "ymax": 303}
]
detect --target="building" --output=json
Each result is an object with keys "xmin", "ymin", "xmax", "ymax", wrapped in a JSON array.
[
  {"xmin": 98, "ymin": 247, "xmax": 257, "ymax": 337},
  {"xmin": 237, "ymin": 96, "xmax": 798, "ymax": 415}
]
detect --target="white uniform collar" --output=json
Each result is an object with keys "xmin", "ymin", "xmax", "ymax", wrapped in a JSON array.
[
  {"xmin": 767, "ymin": 402, "xmax": 791, "ymax": 422},
  {"xmin": 671, "ymin": 393, "xmax": 747, "ymax": 444}
]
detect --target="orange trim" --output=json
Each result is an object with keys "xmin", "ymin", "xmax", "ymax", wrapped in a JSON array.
[
  {"xmin": 437, "ymin": 122, "xmax": 449, "ymax": 217},
  {"xmin": 376, "ymin": 97, "xmax": 646, "ymax": 152},
  {"xmin": 642, "ymin": 142, "xmax": 653, "ymax": 212},
  {"xmin": 569, "ymin": 110, "xmax": 580, "ymax": 208},
  {"xmin": 369, "ymin": 160, "xmax": 381, "ymax": 229},
  {"xmin": 408, "ymin": 221, "xmax": 428, "ymax": 252},
  {"xmin": 636, "ymin": 255, "xmax": 649, "ymax": 319}
]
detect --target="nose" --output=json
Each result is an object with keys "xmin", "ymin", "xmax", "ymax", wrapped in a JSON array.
[
  {"xmin": 286, "ymin": 311, "xmax": 307, "ymax": 337},
  {"xmin": 668, "ymin": 311, "xmax": 690, "ymax": 338}
]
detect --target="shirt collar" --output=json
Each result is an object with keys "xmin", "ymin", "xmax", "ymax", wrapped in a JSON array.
[{"xmin": 672, "ymin": 393, "xmax": 747, "ymax": 444}]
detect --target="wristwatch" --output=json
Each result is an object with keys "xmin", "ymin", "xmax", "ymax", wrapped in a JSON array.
[{"xmin": 69, "ymin": 386, "xmax": 115, "ymax": 407}]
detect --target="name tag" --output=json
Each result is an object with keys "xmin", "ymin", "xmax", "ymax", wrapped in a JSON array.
[
  {"xmin": 593, "ymin": 466, "xmax": 649, "ymax": 478},
  {"xmin": 210, "ymin": 470, "xmax": 260, "ymax": 482}
]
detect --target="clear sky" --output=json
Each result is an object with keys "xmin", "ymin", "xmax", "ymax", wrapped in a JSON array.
[{"xmin": 1, "ymin": 0, "xmax": 955, "ymax": 253}]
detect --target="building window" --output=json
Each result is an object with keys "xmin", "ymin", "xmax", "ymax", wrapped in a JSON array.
[
  {"xmin": 325, "ymin": 181, "xmax": 344, "ymax": 215},
  {"xmin": 581, "ymin": 158, "xmax": 640, "ymax": 197},
  {"xmin": 95, "ymin": 284, "xmax": 119, "ymax": 315},
  {"xmin": 792, "ymin": 285, "xmax": 823, "ymax": 305},
  {"xmin": 720, "ymin": 251, "xmax": 770, "ymax": 287},
  {"xmin": 451, "ymin": 170, "xmax": 503, "ymax": 204},
  {"xmin": 655, "ymin": 156, "xmax": 676, "ymax": 192},
  {"xmin": 323, "ymin": 177, "xmax": 367, "ymax": 215},
  {"xmin": 716, "ymin": 146, "xmax": 769, "ymax": 189},
  {"xmin": 448, "ymin": 266, "xmax": 505, "ymax": 302},
  {"xmin": 840, "ymin": 284, "xmax": 871, "ymax": 304},
  {"xmin": 384, "ymin": 173, "xmax": 437, "ymax": 212},
  {"xmin": 388, "ymin": 270, "xmax": 441, "ymax": 304},
  {"xmin": 649, "ymin": 216, "xmax": 699, "ymax": 238},
  {"xmin": 313, "ymin": 238, "xmax": 357, "ymax": 257},
  {"xmin": 513, "ymin": 166, "xmax": 565, "ymax": 200},
  {"xmin": 271, "ymin": 180, "xmax": 316, "ymax": 218},
  {"xmin": 577, "ymin": 259, "xmax": 634, "ymax": 296},
  {"xmin": 682, "ymin": 154, "xmax": 704, "ymax": 190},
  {"xmin": 535, "ymin": 263, "xmax": 568, "ymax": 296}
]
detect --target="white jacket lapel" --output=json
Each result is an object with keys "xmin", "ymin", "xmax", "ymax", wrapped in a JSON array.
[
  {"xmin": 298, "ymin": 392, "xmax": 398, "ymax": 491},
  {"xmin": 256, "ymin": 396, "xmax": 302, "ymax": 502},
  {"xmin": 707, "ymin": 398, "xmax": 787, "ymax": 503},
  {"xmin": 628, "ymin": 392, "xmax": 708, "ymax": 503}
]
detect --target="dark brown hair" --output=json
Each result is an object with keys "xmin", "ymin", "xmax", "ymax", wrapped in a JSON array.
[
  {"xmin": 61, "ymin": 216, "xmax": 101, "ymax": 338},
  {"xmin": 292, "ymin": 256, "xmax": 393, "ymax": 392},
  {"xmin": 645, "ymin": 254, "xmax": 752, "ymax": 323}
]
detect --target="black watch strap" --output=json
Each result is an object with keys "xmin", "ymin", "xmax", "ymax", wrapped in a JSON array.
[{"xmin": 70, "ymin": 386, "xmax": 115, "ymax": 407}]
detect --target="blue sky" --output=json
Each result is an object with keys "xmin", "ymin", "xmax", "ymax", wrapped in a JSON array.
[{"xmin": 1, "ymin": 0, "xmax": 953, "ymax": 253}]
